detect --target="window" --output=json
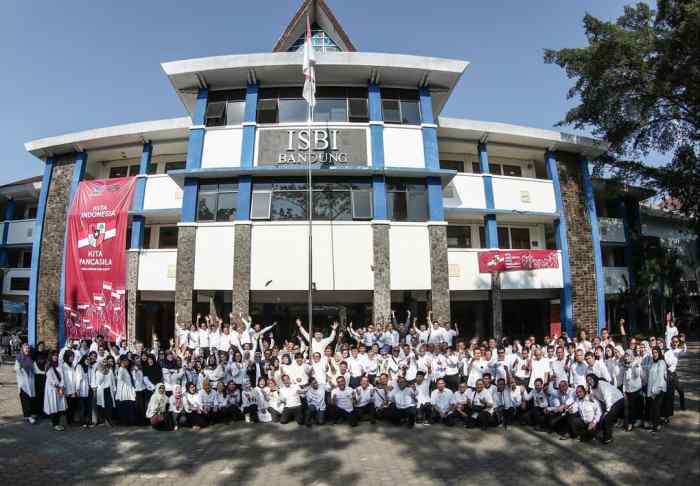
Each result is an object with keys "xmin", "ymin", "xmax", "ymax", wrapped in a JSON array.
[
  {"xmin": 197, "ymin": 181, "xmax": 239, "ymax": 222},
  {"xmin": 602, "ymin": 246, "xmax": 626, "ymax": 267},
  {"xmin": 478, "ymin": 226, "xmax": 531, "ymax": 249},
  {"xmin": 256, "ymin": 99, "xmax": 278, "ymax": 124},
  {"xmin": 314, "ymin": 98, "xmax": 347, "ymax": 123},
  {"xmin": 20, "ymin": 249, "xmax": 32, "ymax": 268},
  {"xmin": 348, "ymin": 98, "xmax": 369, "ymax": 123},
  {"xmin": 157, "ymin": 226, "xmax": 179, "ymax": 249},
  {"xmin": 251, "ymin": 179, "xmax": 372, "ymax": 221},
  {"xmin": 165, "ymin": 161, "xmax": 186, "ymax": 172},
  {"xmin": 386, "ymin": 180, "xmax": 427, "ymax": 221},
  {"xmin": 502, "ymin": 165, "xmax": 522, "ymax": 177},
  {"xmin": 472, "ymin": 162, "xmax": 524, "ymax": 177},
  {"xmin": 128, "ymin": 165, "xmax": 140, "ymax": 176},
  {"xmin": 143, "ymin": 227, "xmax": 152, "ymax": 249},
  {"xmin": 381, "ymin": 89, "xmax": 421, "ymax": 125},
  {"xmin": 205, "ymin": 90, "xmax": 246, "ymax": 127},
  {"xmin": 278, "ymin": 98, "xmax": 309, "ymax": 123},
  {"xmin": 440, "ymin": 160, "xmax": 463, "ymax": 172},
  {"xmin": 257, "ymin": 87, "xmax": 369, "ymax": 124},
  {"xmin": 10, "ymin": 277, "xmax": 29, "ymax": 291},
  {"xmin": 109, "ymin": 166, "xmax": 128, "ymax": 178},
  {"xmin": 288, "ymin": 23, "xmax": 342, "ymax": 53},
  {"xmin": 447, "ymin": 226, "xmax": 471, "ymax": 248},
  {"xmin": 146, "ymin": 163, "xmax": 158, "ymax": 175},
  {"xmin": 27, "ymin": 206, "xmax": 37, "ymax": 219}
]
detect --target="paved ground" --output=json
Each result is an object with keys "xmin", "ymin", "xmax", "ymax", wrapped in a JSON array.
[{"xmin": 0, "ymin": 347, "xmax": 698, "ymax": 486}]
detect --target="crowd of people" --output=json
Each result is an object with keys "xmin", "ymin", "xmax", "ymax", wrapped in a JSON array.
[{"xmin": 13, "ymin": 310, "xmax": 687, "ymax": 444}]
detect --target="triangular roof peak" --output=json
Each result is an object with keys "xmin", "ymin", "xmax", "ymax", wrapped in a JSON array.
[{"xmin": 273, "ymin": 0, "xmax": 356, "ymax": 53}]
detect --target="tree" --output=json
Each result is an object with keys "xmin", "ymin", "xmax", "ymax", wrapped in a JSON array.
[{"xmin": 544, "ymin": 0, "xmax": 700, "ymax": 232}]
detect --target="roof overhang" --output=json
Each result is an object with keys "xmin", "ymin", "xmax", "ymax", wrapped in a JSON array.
[
  {"xmin": 0, "ymin": 179, "xmax": 42, "ymax": 201},
  {"xmin": 592, "ymin": 178, "xmax": 656, "ymax": 201},
  {"xmin": 438, "ymin": 117, "xmax": 608, "ymax": 157},
  {"xmin": 161, "ymin": 51, "xmax": 469, "ymax": 118},
  {"xmin": 25, "ymin": 117, "xmax": 192, "ymax": 161}
]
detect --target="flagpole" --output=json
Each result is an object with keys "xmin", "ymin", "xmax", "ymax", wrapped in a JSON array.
[{"xmin": 307, "ymin": 97, "xmax": 313, "ymax": 358}]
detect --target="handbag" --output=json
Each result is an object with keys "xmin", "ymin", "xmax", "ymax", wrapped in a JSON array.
[{"xmin": 150, "ymin": 414, "xmax": 164, "ymax": 426}]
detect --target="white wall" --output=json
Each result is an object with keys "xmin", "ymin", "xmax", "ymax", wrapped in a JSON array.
[
  {"xmin": 443, "ymin": 174, "xmax": 487, "ymax": 210},
  {"xmin": 142, "ymin": 175, "xmax": 183, "ymax": 211},
  {"xmin": 383, "ymin": 126, "xmax": 425, "ymax": 168},
  {"xmin": 2, "ymin": 267, "xmax": 30, "ymax": 295},
  {"xmin": 250, "ymin": 222, "xmax": 374, "ymax": 291},
  {"xmin": 5, "ymin": 220, "xmax": 34, "ymax": 245},
  {"xmin": 201, "ymin": 128, "xmax": 243, "ymax": 168},
  {"xmin": 194, "ymin": 225, "xmax": 235, "ymax": 290},
  {"xmin": 138, "ymin": 250, "xmax": 177, "ymax": 291},
  {"xmin": 492, "ymin": 176, "xmax": 557, "ymax": 214},
  {"xmin": 389, "ymin": 225, "xmax": 431, "ymax": 290}
]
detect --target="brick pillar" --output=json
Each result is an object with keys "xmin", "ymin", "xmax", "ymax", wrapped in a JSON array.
[
  {"xmin": 126, "ymin": 250, "xmax": 139, "ymax": 341},
  {"xmin": 428, "ymin": 224, "xmax": 451, "ymax": 324},
  {"xmin": 175, "ymin": 225, "xmax": 196, "ymax": 328},
  {"xmin": 232, "ymin": 223, "xmax": 251, "ymax": 324},
  {"xmin": 557, "ymin": 154, "xmax": 599, "ymax": 336},
  {"xmin": 372, "ymin": 223, "xmax": 391, "ymax": 325},
  {"xmin": 36, "ymin": 154, "xmax": 79, "ymax": 347}
]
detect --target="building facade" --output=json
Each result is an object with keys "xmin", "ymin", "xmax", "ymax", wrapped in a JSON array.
[{"xmin": 12, "ymin": 0, "xmax": 695, "ymax": 346}]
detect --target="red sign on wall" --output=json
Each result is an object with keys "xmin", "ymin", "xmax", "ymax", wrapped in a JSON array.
[
  {"xmin": 63, "ymin": 177, "xmax": 136, "ymax": 340},
  {"xmin": 478, "ymin": 249, "xmax": 560, "ymax": 273}
]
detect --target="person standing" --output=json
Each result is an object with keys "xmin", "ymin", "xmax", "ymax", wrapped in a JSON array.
[
  {"xmin": 44, "ymin": 351, "xmax": 66, "ymax": 431},
  {"xmin": 14, "ymin": 343, "xmax": 40, "ymax": 424},
  {"xmin": 645, "ymin": 346, "xmax": 667, "ymax": 432},
  {"xmin": 115, "ymin": 357, "xmax": 137, "ymax": 426}
]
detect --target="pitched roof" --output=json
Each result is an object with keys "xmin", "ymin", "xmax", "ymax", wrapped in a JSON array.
[
  {"xmin": 272, "ymin": 0, "xmax": 356, "ymax": 53},
  {"xmin": 0, "ymin": 175, "xmax": 42, "ymax": 189}
]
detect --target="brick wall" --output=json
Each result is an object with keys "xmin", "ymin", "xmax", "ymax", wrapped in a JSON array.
[
  {"xmin": 232, "ymin": 223, "xmax": 251, "ymax": 324},
  {"xmin": 372, "ymin": 223, "xmax": 391, "ymax": 324},
  {"xmin": 428, "ymin": 224, "xmax": 451, "ymax": 324},
  {"xmin": 557, "ymin": 153, "xmax": 598, "ymax": 335},
  {"xmin": 36, "ymin": 155, "xmax": 76, "ymax": 347},
  {"xmin": 174, "ymin": 225, "xmax": 196, "ymax": 327}
]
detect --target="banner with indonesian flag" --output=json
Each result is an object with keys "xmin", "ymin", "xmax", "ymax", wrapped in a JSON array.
[
  {"xmin": 64, "ymin": 177, "xmax": 136, "ymax": 339},
  {"xmin": 478, "ymin": 249, "xmax": 559, "ymax": 273}
]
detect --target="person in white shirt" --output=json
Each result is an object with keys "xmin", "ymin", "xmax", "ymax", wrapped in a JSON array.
[
  {"xmin": 184, "ymin": 382, "xmax": 207, "ymax": 429},
  {"xmin": 528, "ymin": 348, "xmax": 551, "ymax": 390},
  {"xmin": 585, "ymin": 352, "xmax": 611, "ymax": 383},
  {"xmin": 115, "ymin": 357, "xmax": 137, "ymax": 426},
  {"xmin": 414, "ymin": 371, "xmax": 432, "ymax": 424},
  {"xmin": 645, "ymin": 346, "xmax": 668, "ymax": 432},
  {"xmin": 304, "ymin": 377, "xmax": 326, "ymax": 427},
  {"xmin": 239, "ymin": 382, "xmax": 258, "ymax": 423},
  {"xmin": 466, "ymin": 348, "xmax": 490, "ymax": 389},
  {"xmin": 587, "ymin": 373, "xmax": 624, "ymax": 444},
  {"xmin": 44, "ymin": 351, "xmax": 67, "ymax": 431},
  {"xmin": 664, "ymin": 335, "xmax": 686, "ymax": 413},
  {"xmin": 353, "ymin": 376, "xmax": 376, "ymax": 424},
  {"xmin": 569, "ymin": 385, "xmax": 601, "ymax": 442},
  {"xmin": 372, "ymin": 373, "xmax": 393, "ymax": 422},
  {"xmin": 468, "ymin": 378, "xmax": 495, "ymax": 429},
  {"xmin": 389, "ymin": 376, "xmax": 417, "ymax": 428},
  {"xmin": 547, "ymin": 380, "xmax": 577, "ymax": 439},
  {"xmin": 430, "ymin": 378, "xmax": 456, "ymax": 426},
  {"xmin": 331, "ymin": 376, "xmax": 357, "ymax": 426},
  {"xmin": 15, "ymin": 343, "xmax": 41, "ymax": 424},
  {"xmin": 297, "ymin": 319, "xmax": 338, "ymax": 356},
  {"xmin": 279, "ymin": 374, "xmax": 304, "ymax": 425},
  {"xmin": 569, "ymin": 349, "xmax": 588, "ymax": 387},
  {"xmin": 346, "ymin": 347, "xmax": 365, "ymax": 388},
  {"xmin": 664, "ymin": 315, "xmax": 678, "ymax": 349},
  {"xmin": 621, "ymin": 350, "xmax": 643, "ymax": 431},
  {"xmin": 522, "ymin": 378, "xmax": 548, "ymax": 429},
  {"xmin": 493, "ymin": 378, "xmax": 516, "ymax": 428}
]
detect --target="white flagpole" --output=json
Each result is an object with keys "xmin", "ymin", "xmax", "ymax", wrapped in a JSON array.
[{"xmin": 303, "ymin": 16, "xmax": 316, "ymax": 356}]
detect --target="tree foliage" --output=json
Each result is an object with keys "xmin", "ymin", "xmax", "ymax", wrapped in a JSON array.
[{"xmin": 544, "ymin": 0, "xmax": 700, "ymax": 232}]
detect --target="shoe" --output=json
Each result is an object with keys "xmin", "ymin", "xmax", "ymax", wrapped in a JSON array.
[
  {"xmin": 634, "ymin": 420, "xmax": 643, "ymax": 428},
  {"xmin": 88, "ymin": 423, "xmax": 96, "ymax": 429},
  {"xmin": 174, "ymin": 425, "xmax": 179, "ymax": 431},
  {"xmin": 625, "ymin": 425, "xmax": 632, "ymax": 432},
  {"xmin": 559, "ymin": 434, "xmax": 569, "ymax": 441},
  {"xmin": 54, "ymin": 425, "xmax": 65, "ymax": 431},
  {"xmin": 192, "ymin": 425, "xmax": 201, "ymax": 431},
  {"xmin": 82, "ymin": 424, "xmax": 88, "ymax": 428},
  {"xmin": 602, "ymin": 438, "xmax": 613, "ymax": 444},
  {"xmin": 27, "ymin": 417, "xmax": 36, "ymax": 424}
]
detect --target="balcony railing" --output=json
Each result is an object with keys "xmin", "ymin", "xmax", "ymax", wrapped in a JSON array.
[{"xmin": 599, "ymin": 217, "xmax": 626, "ymax": 243}]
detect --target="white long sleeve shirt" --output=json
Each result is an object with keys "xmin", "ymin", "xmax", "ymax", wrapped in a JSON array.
[
  {"xmin": 590, "ymin": 380, "xmax": 623, "ymax": 412},
  {"xmin": 430, "ymin": 388, "xmax": 454, "ymax": 414}
]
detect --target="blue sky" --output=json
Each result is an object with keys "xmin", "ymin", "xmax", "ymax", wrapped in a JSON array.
[{"xmin": 0, "ymin": 0, "xmax": 636, "ymax": 184}]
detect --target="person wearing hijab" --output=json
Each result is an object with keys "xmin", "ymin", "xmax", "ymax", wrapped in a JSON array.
[
  {"xmin": 146, "ymin": 383, "xmax": 172, "ymax": 431},
  {"xmin": 62, "ymin": 350, "xmax": 78, "ymax": 426},
  {"xmin": 115, "ymin": 357, "xmax": 137, "ymax": 425},
  {"xmin": 168, "ymin": 384, "xmax": 188, "ymax": 430},
  {"xmin": 222, "ymin": 381, "xmax": 243, "ymax": 422},
  {"xmin": 74, "ymin": 353, "xmax": 92, "ymax": 427},
  {"xmin": 15, "ymin": 343, "xmax": 41, "ymax": 424},
  {"xmin": 645, "ymin": 346, "xmax": 667, "ymax": 432},
  {"xmin": 33, "ymin": 341, "xmax": 49, "ymax": 416},
  {"xmin": 96, "ymin": 357, "xmax": 117, "ymax": 426},
  {"xmin": 44, "ymin": 350, "xmax": 67, "ymax": 431}
]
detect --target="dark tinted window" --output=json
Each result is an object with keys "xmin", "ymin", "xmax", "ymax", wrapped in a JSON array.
[{"xmin": 158, "ymin": 226, "xmax": 179, "ymax": 249}]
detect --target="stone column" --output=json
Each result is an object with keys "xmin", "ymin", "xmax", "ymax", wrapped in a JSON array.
[
  {"xmin": 372, "ymin": 223, "xmax": 391, "ymax": 324},
  {"xmin": 126, "ymin": 250, "xmax": 139, "ymax": 341},
  {"xmin": 232, "ymin": 223, "xmax": 251, "ymax": 324},
  {"xmin": 175, "ymin": 225, "xmax": 196, "ymax": 327},
  {"xmin": 428, "ymin": 224, "xmax": 451, "ymax": 324},
  {"xmin": 490, "ymin": 272, "xmax": 503, "ymax": 340}
]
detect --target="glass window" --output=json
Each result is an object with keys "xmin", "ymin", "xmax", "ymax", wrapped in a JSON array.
[
  {"xmin": 471, "ymin": 162, "xmax": 482, "ymax": 174},
  {"xmin": 271, "ymin": 189, "xmax": 307, "ymax": 220},
  {"xmin": 146, "ymin": 163, "xmax": 158, "ymax": 175},
  {"xmin": 401, "ymin": 100, "xmax": 421, "ymax": 125},
  {"xmin": 205, "ymin": 101, "xmax": 226, "ymax": 126},
  {"xmin": 27, "ymin": 207, "xmax": 37, "ymax": 219},
  {"xmin": 20, "ymin": 249, "xmax": 32, "ymax": 268},
  {"xmin": 447, "ymin": 226, "xmax": 471, "ymax": 248},
  {"xmin": 314, "ymin": 99, "xmax": 347, "ymax": 122},
  {"xmin": 251, "ymin": 191, "xmax": 272, "ymax": 219},
  {"xmin": 256, "ymin": 99, "xmax": 277, "ymax": 124},
  {"xmin": 351, "ymin": 190, "xmax": 372, "ymax": 219},
  {"xmin": 491, "ymin": 164, "xmax": 503, "ymax": 175},
  {"xmin": 109, "ymin": 166, "xmax": 128, "ymax": 178},
  {"xmin": 128, "ymin": 165, "xmax": 140, "ymax": 176},
  {"xmin": 10, "ymin": 277, "xmax": 29, "ymax": 291},
  {"xmin": 143, "ymin": 227, "xmax": 152, "ymax": 249},
  {"xmin": 440, "ymin": 160, "xmax": 463, "ymax": 172},
  {"xmin": 386, "ymin": 180, "xmax": 427, "ymax": 221},
  {"xmin": 510, "ymin": 228, "xmax": 531, "ymax": 249},
  {"xmin": 382, "ymin": 100, "xmax": 401, "ymax": 123},
  {"xmin": 197, "ymin": 181, "xmax": 238, "ymax": 222},
  {"xmin": 502, "ymin": 165, "xmax": 523, "ymax": 177},
  {"xmin": 278, "ymin": 99, "xmax": 308, "ymax": 123},
  {"xmin": 225, "ymin": 101, "xmax": 245, "ymax": 126},
  {"xmin": 313, "ymin": 189, "xmax": 351, "ymax": 220},
  {"xmin": 348, "ymin": 98, "xmax": 369, "ymax": 122},
  {"xmin": 498, "ymin": 227, "xmax": 511, "ymax": 248},
  {"xmin": 165, "ymin": 161, "xmax": 186, "ymax": 172},
  {"xmin": 158, "ymin": 226, "xmax": 179, "ymax": 249}
]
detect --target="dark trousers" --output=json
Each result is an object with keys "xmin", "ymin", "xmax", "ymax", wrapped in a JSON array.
[
  {"xmin": 243, "ymin": 404, "xmax": 259, "ymax": 422},
  {"xmin": 667, "ymin": 371, "xmax": 685, "ymax": 410},
  {"xmin": 280, "ymin": 405, "xmax": 304, "ymax": 424},
  {"xmin": 116, "ymin": 400, "xmax": 137, "ymax": 426},
  {"xmin": 50, "ymin": 412, "xmax": 62, "ymax": 426},
  {"xmin": 349, "ymin": 376, "xmax": 361, "ymax": 388},
  {"xmin": 172, "ymin": 411, "xmax": 188, "ymax": 427},
  {"xmin": 305, "ymin": 405, "xmax": 326, "ymax": 426},
  {"xmin": 66, "ymin": 396, "xmax": 79, "ymax": 425},
  {"xmin": 79, "ymin": 396, "xmax": 92, "ymax": 425},
  {"xmin": 547, "ymin": 412, "xmax": 570, "ymax": 435},
  {"xmin": 646, "ymin": 394, "xmax": 664, "ymax": 428},
  {"xmin": 522, "ymin": 406, "xmax": 546, "ymax": 427},
  {"xmin": 624, "ymin": 390, "xmax": 643, "ymax": 427},
  {"xmin": 188, "ymin": 411, "xmax": 208, "ymax": 428},
  {"xmin": 135, "ymin": 391, "xmax": 147, "ymax": 426},
  {"xmin": 601, "ymin": 399, "xmax": 624, "ymax": 441},
  {"xmin": 334, "ymin": 408, "xmax": 358, "ymax": 426},
  {"xmin": 495, "ymin": 407, "xmax": 515, "ymax": 428},
  {"xmin": 389, "ymin": 405, "xmax": 416, "ymax": 427},
  {"xmin": 355, "ymin": 403, "xmax": 376, "ymax": 423},
  {"xmin": 269, "ymin": 408, "xmax": 282, "ymax": 423},
  {"xmin": 430, "ymin": 410, "xmax": 457, "ymax": 426},
  {"xmin": 225, "ymin": 405, "xmax": 244, "ymax": 421},
  {"xmin": 19, "ymin": 391, "xmax": 34, "ymax": 418},
  {"xmin": 569, "ymin": 415, "xmax": 596, "ymax": 441},
  {"xmin": 99, "ymin": 389, "xmax": 114, "ymax": 424},
  {"xmin": 416, "ymin": 403, "xmax": 432, "ymax": 423},
  {"xmin": 150, "ymin": 413, "xmax": 174, "ymax": 431}
]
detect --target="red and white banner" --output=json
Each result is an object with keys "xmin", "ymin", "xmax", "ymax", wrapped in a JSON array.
[
  {"xmin": 64, "ymin": 177, "xmax": 136, "ymax": 340},
  {"xmin": 478, "ymin": 249, "xmax": 560, "ymax": 273}
]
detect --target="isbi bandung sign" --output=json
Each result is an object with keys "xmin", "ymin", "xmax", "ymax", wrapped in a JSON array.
[{"xmin": 256, "ymin": 127, "xmax": 367, "ymax": 166}]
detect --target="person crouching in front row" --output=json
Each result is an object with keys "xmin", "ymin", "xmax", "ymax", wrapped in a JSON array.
[
  {"xmin": 146, "ymin": 383, "xmax": 173, "ymax": 431},
  {"xmin": 305, "ymin": 377, "xmax": 326, "ymax": 427}
]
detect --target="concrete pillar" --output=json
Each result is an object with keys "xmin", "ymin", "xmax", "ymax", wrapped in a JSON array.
[
  {"xmin": 372, "ymin": 223, "xmax": 391, "ymax": 325},
  {"xmin": 175, "ymin": 225, "xmax": 196, "ymax": 328},
  {"xmin": 232, "ymin": 223, "xmax": 251, "ymax": 324},
  {"xmin": 491, "ymin": 272, "xmax": 503, "ymax": 340},
  {"xmin": 428, "ymin": 224, "xmax": 451, "ymax": 324},
  {"xmin": 126, "ymin": 250, "xmax": 139, "ymax": 341}
]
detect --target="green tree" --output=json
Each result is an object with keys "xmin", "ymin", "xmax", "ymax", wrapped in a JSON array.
[{"xmin": 544, "ymin": 0, "xmax": 700, "ymax": 232}]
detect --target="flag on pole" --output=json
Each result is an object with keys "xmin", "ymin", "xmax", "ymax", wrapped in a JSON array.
[{"xmin": 302, "ymin": 16, "xmax": 316, "ymax": 108}]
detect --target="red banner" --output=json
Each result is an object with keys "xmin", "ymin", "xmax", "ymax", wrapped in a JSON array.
[
  {"xmin": 64, "ymin": 177, "xmax": 136, "ymax": 340},
  {"xmin": 478, "ymin": 249, "xmax": 559, "ymax": 273}
]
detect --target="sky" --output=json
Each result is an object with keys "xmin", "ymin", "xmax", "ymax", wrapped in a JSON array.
[{"xmin": 0, "ymin": 0, "xmax": 638, "ymax": 185}]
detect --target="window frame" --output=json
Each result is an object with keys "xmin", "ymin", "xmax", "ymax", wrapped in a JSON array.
[{"xmin": 196, "ymin": 180, "xmax": 239, "ymax": 222}]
